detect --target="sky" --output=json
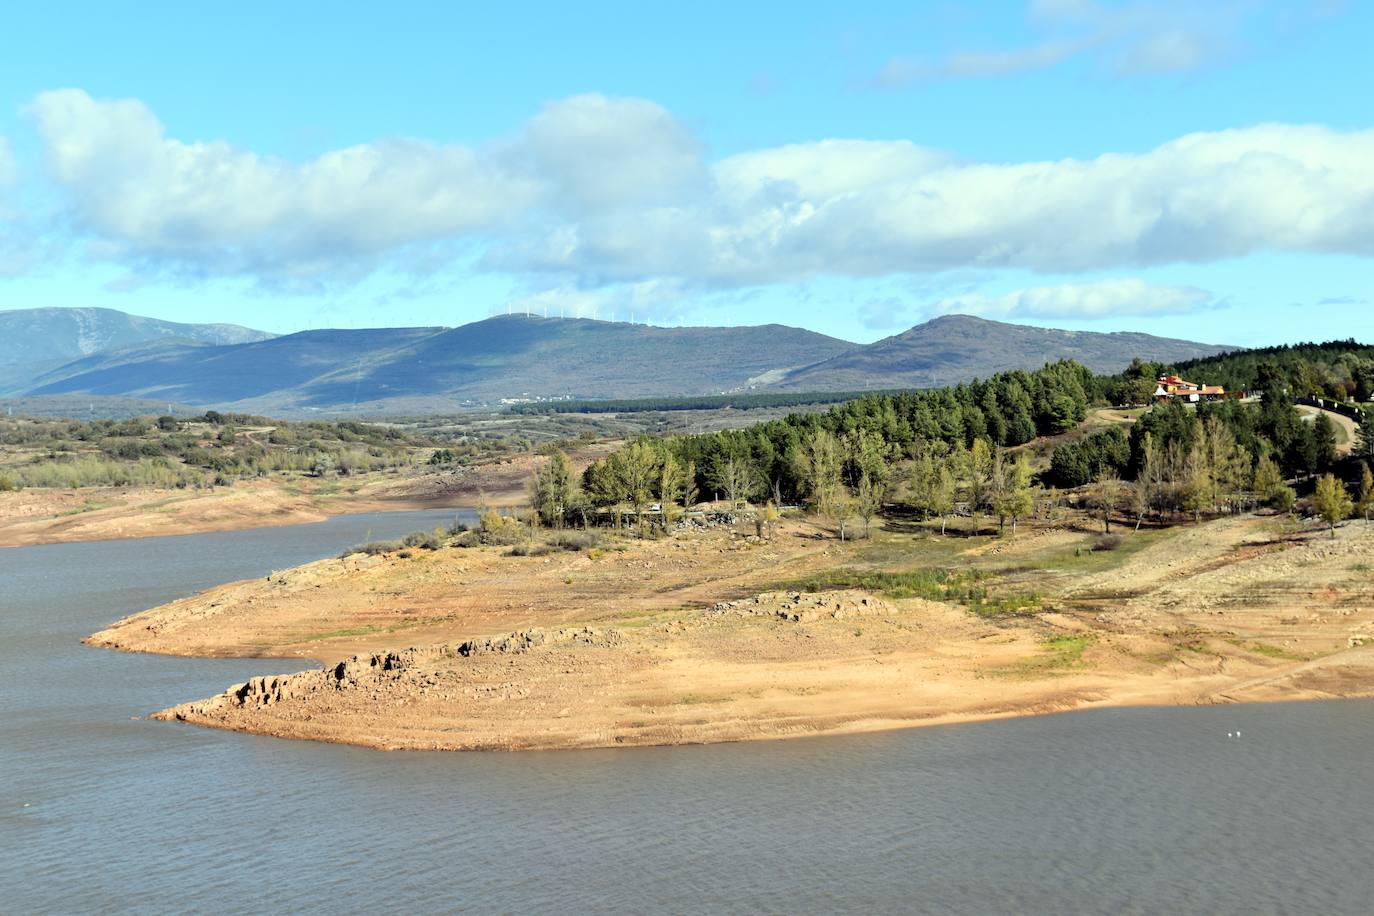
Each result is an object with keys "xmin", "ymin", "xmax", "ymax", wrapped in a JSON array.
[{"xmin": 0, "ymin": 0, "xmax": 1371, "ymax": 346}]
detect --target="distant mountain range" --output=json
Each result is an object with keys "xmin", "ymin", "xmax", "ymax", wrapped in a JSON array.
[
  {"xmin": 772, "ymin": 314, "xmax": 1230, "ymax": 390},
  {"xmin": 0, "ymin": 307, "xmax": 272, "ymax": 395},
  {"xmin": 1, "ymin": 307, "xmax": 1234, "ymax": 413}
]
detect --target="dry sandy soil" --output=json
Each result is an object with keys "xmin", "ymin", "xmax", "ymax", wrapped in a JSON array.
[
  {"xmin": 0, "ymin": 446, "xmax": 610, "ymax": 548},
  {"xmin": 87, "ymin": 509, "xmax": 1374, "ymax": 752}
]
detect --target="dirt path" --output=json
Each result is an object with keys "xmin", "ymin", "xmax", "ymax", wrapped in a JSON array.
[{"xmin": 1297, "ymin": 404, "xmax": 1359, "ymax": 454}]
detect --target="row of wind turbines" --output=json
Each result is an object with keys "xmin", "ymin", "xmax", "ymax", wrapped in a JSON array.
[{"xmin": 488, "ymin": 303, "xmax": 702, "ymax": 327}]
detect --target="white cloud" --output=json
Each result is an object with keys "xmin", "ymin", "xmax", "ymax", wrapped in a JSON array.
[
  {"xmin": 19, "ymin": 89, "xmax": 1374, "ymax": 297},
  {"xmin": 522, "ymin": 123, "xmax": 1374, "ymax": 284},
  {"xmin": 502, "ymin": 278, "xmax": 689, "ymax": 322},
  {"xmin": 873, "ymin": 0, "xmax": 1250, "ymax": 86},
  {"xmin": 931, "ymin": 278, "xmax": 1218, "ymax": 319},
  {"xmin": 0, "ymin": 135, "xmax": 16, "ymax": 188},
  {"xmin": 519, "ymin": 94, "xmax": 707, "ymax": 212},
  {"xmin": 25, "ymin": 89, "xmax": 543, "ymax": 283},
  {"xmin": 0, "ymin": 134, "xmax": 39, "ymax": 277}
]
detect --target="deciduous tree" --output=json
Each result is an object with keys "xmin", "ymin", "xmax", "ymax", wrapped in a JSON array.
[
  {"xmin": 529, "ymin": 451, "xmax": 576, "ymax": 527},
  {"xmin": 1313, "ymin": 473, "xmax": 1353, "ymax": 538},
  {"xmin": 1092, "ymin": 472, "xmax": 1125, "ymax": 534}
]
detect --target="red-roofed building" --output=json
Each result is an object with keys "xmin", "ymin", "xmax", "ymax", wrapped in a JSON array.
[{"xmin": 1155, "ymin": 375, "xmax": 1226, "ymax": 403}]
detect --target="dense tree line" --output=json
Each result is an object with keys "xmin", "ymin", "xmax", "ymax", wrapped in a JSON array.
[
  {"xmin": 565, "ymin": 348, "xmax": 1373, "ymax": 538},
  {"xmin": 562, "ymin": 361, "xmax": 1094, "ymax": 536},
  {"xmin": 1100, "ymin": 341, "xmax": 1374, "ymax": 404},
  {"xmin": 579, "ymin": 360, "xmax": 1093, "ymax": 507}
]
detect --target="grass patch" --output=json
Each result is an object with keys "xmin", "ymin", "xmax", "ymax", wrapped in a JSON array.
[
  {"xmin": 1041, "ymin": 634, "xmax": 1094, "ymax": 667},
  {"xmin": 56, "ymin": 500, "xmax": 106, "ymax": 516},
  {"xmin": 987, "ymin": 633, "xmax": 1096, "ymax": 679},
  {"xmin": 784, "ymin": 567, "xmax": 1040, "ymax": 618},
  {"xmin": 1006, "ymin": 527, "xmax": 1174, "ymax": 576},
  {"xmin": 305, "ymin": 618, "xmax": 424, "ymax": 641},
  {"xmin": 1248, "ymin": 641, "xmax": 1308, "ymax": 661}
]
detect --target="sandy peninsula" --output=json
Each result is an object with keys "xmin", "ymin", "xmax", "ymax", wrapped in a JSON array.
[{"xmin": 87, "ymin": 510, "xmax": 1374, "ymax": 751}]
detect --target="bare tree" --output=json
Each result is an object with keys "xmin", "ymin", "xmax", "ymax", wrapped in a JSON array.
[
  {"xmin": 1092, "ymin": 472, "xmax": 1125, "ymax": 534},
  {"xmin": 710, "ymin": 452, "xmax": 763, "ymax": 507}
]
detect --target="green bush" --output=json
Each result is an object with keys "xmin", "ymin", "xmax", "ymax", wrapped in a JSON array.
[
  {"xmin": 478, "ymin": 509, "xmax": 528, "ymax": 546},
  {"xmin": 339, "ymin": 539, "xmax": 402, "ymax": 558},
  {"xmin": 546, "ymin": 530, "xmax": 602, "ymax": 552},
  {"xmin": 402, "ymin": 529, "xmax": 445, "ymax": 550},
  {"xmin": 789, "ymin": 567, "xmax": 1040, "ymax": 617}
]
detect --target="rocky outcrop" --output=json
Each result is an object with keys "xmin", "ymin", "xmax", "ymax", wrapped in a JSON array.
[
  {"xmin": 714, "ymin": 590, "xmax": 892, "ymax": 623},
  {"xmin": 158, "ymin": 625, "xmax": 624, "ymax": 719}
]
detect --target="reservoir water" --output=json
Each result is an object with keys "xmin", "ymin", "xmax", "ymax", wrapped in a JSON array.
[{"xmin": 3, "ymin": 511, "xmax": 1372, "ymax": 914}]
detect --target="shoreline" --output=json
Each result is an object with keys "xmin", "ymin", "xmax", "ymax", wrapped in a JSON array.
[
  {"xmin": 0, "ymin": 446, "xmax": 608, "ymax": 549},
  {"xmin": 0, "ymin": 465, "xmax": 525, "ymax": 550},
  {"xmin": 144, "ymin": 621, "xmax": 1374, "ymax": 752},
  {"xmin": 150, "ymin": 686, "xmax": 1373, "ymax": 754},
  {"xmin": 0, "ymin": 491, "xmax": 472, "ymax": 550}
]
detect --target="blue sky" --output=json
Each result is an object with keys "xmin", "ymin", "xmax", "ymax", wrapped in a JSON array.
[{"xmin": 0, "ymin": 1, "xmax": 1370, "ymax": 346}]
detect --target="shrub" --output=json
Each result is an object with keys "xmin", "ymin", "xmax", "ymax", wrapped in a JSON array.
[
  {"xmin": 546, "ymin": 530, "xmax": 602, "ymax": 552},
  {"xmin": 1092, "ymin": 533, "xmax": 1125, "ymax": 551},
  {"xmin": 0, "ymin": 471, "xmax": 19, "ymax": 492},
  {"xmin": 508, "ymin": 542, "xmax": 560, "ymax": 557},
  {"xmin": 402, "ymin": 528, "xmax": 445, "ymax": 550},
  {"xmin": 339, "ymin": 539, "xmax": 402, "ymax": 558},
  {"xmin": 477, "ymin": 509, "xmax": 528, "ymax": 546},
  {"xmin": 789, "ymin": 567, "xmax": 1040, "ymax": 617}
]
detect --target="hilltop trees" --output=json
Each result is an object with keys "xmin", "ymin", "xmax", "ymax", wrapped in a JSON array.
[{"xmin": 574, "ymin": 344, "xmax": 1374, "ymax": 541}]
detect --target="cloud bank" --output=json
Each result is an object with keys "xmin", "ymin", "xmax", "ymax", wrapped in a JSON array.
[
  {"xmin": 931, "ymin": 278, "xmax": 1217, "ymax": 320},
  {"xmin": 19, "ymin": 89, "xmax": 1374, "ymax": 298}
]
